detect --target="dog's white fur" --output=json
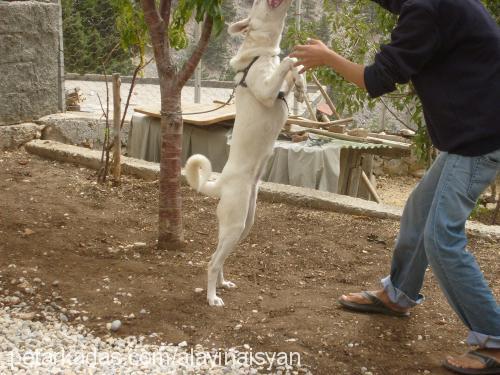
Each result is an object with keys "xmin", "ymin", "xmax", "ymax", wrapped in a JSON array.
[{"xmin": 185, "ymin": 0, "xmax": 304, "ymax": 307}]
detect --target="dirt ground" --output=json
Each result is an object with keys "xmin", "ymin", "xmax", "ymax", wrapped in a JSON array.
[
  {"xmin": 376, "ymin": 174, "xmax": 500, "ymax": 225},
  {"xmin": 1, "ymin": 149, "xmax": 499, "ymax": 374}
]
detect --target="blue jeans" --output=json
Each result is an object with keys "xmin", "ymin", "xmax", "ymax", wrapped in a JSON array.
[{"xmin": 381, "ymin": 148, "xmax": 500, "ymax": 349}]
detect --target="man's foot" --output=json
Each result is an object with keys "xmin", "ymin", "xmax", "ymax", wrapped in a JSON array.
[
  {"xmin": 444, "ymin": 349, "xmax": 500, "ymax": 374},
  {"xmin": 339, "ymin": 289, "xmax": 410, "ymax": 316}
]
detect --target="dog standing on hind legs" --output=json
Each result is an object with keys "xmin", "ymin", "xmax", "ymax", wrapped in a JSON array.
[{"xmin": 185, "ymin": 0, "xmax": 305, "ymax": 307}]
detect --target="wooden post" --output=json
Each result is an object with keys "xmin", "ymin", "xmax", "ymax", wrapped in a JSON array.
[
  {"xmin": 347, "ymin": 151, "xmax": 363, "ymax": 198},
  {"xmin": 194, "ymin": 22, "xmax": 202, "ymax": 104},
  {"xmin": 293, "ymin": 0, "xmax": 302, "ymax": 115},
  {"xmin": 358, "ymin": 154, "xmax": 375, "ymax": 201},
  {"xmin": 361, "ymin": 171, "xmax": 382, "ymax": 204},
  {"xmin": 112, "ymin": 73, "xmax": 121, "ymax": 181}
]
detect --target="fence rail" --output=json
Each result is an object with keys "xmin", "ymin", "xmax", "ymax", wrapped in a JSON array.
[{"xmin": 65, "ymin": 74, "xmax": 320, "ymax": 93}]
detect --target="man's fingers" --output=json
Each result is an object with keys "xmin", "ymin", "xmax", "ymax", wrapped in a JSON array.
[
  {"xmin": 289, "ymin": 51, "xmax": 306, "ymax": 59},
  {"xmin": 307, "ymin": 38, "xmax": 321, "ymax": 45},
  {"xmin": 292, "ymin": 45, "xmax": 309, "ymax": 52}
]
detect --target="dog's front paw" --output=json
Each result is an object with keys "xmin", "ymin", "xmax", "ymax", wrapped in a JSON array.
[
  {"xmin": 208, "ymin": 295, "xmax": 225, "ymax": 307},
  {"xmin": 218, "ymin": 280, "xmax": 237, "ymax": 289},
  {"xmin": 293, "ymin": 74, "xmax": 306, "ymax": 103},
  {"xmin": 282, "ymin": 57, "xmax": 298, "ymax": 70}
]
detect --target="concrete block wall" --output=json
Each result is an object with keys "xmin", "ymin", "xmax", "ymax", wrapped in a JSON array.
[{"xmin": 0, "ymin": 0, "xmax": 62, "ymax": 125}]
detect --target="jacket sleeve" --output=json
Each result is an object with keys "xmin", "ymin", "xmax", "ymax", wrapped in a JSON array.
[{"xmin": 364, "ymin": 2, "xmax": 441, "ymax": 98}]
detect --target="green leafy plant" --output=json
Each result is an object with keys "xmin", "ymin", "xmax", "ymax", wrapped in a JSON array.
[
  {"xmin": 61, "ymin": 0, "xmax": 134, "ymax": 74},
  {"xmin": 169, "ymin": 0, "xmax": 225, "ymax": 50},
  {"xmin": 112, "ymin": 0, "xmax": 149, "ymax": 68}
]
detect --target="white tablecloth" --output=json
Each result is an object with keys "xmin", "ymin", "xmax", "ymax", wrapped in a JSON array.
[{"xmin": 127, "ymin": 114, "xmax": 341, "ymax": 193}]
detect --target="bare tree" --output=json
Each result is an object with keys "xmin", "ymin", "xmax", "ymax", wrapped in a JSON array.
[{"xmin": 140, "ymin": 0, "xmax": 222, "ymax": 249}]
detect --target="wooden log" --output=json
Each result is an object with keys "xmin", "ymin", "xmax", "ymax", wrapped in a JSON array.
[
  {"xmin": 326, "ymin": 124, "xmax": 346, "ymax": 134},
  {"xmin": 112, "ymin": 73, "xmax": 122, "ymax": 181},
  {"xmin": 368, "ymin": 132, "xmax": 410, "ymax": 143},
  {"xmin": 348, "ymin": 128, "xmax": 369, "ymax": 138},
  {"xmin": 362, "ymin": 171, "xmax": 382, "ymax": 204},
  {"xmin": 319, "ymin": 114, "xmax": 330, "ymax": 122},
  {"xmin": 303, "ymin": 90, "xmax": 318, "ymax": 121},
  {"xmin": 366, "ymin": 136, "xmax": 412, "ymax": 150},
  {"xmin": 301, "ymin": 127, "xmax": 383, "ymax": 144},
  {"xmin": 286, "ymin": 117, "xmax": 354, "ymax": 129},
  {"xmin": 320, "ymin": 114, "xmax": 345, "ymax": 133},
  {"xmin": 311, "ymin": 73, "xmax": 341, "ymax": 119}
]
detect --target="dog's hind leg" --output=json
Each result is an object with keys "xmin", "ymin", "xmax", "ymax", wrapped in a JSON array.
[
  {"xmin": 208, "ymin": 188, "xmax": 250, "ymax": 307},
  {"xmin": 216, "ymin": 184, "xmax": 259, "ymax": 291},
  {"xmin": 240, "ymin": 184, "xmax": 258, "ymax": 242}
]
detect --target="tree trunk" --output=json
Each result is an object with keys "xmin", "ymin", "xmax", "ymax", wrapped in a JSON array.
[
  {"xmin": 158, "ymin": 86, "xmax": 184, "ymax": 250},
  {"xmin": 139, "ymin": 0, "xmax": 214, "ymax": 250}
]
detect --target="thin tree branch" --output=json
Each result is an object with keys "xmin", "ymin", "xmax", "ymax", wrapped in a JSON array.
[
  {"xmin": 140, "ymin": 0, "xmax": 168, "ymax": 72},
  {"xmin": 159, "ymin": 0, "xmax": 172, "ymax": 58},
  {"xmin": 177, "ymin": 16, "xmax": 214, "ymax": 88},
  {"xmin": 379, "ymin": 98, "xmax": 416, "ymax": 132},
  {"xmin": 159, "ymin": 0, "xmax": 172, "ymax": 24},
  {"xmin": 120, "ymin": 57, "xmax": 154, "ymax": 130}
]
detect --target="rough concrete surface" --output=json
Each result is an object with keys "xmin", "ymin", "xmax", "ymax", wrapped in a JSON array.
[
  {"xmin": 37, "ymin": 112, "xmax": 131, "ymax": 148},
  {"xmin": 0, "ymin": 123, "xmax": 43, "ymax": 150},
  {"xmin": 0, "ymin": 1, "xmax": 60, "ymax": 125},
  {"xmin": 24, "ymin": 140, "xmax": 500, "ymax": 240}
]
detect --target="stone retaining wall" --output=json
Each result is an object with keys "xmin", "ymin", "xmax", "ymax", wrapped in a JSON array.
[{"xmin": 0, "ymin": 0, "xmax": 62, "ymax": 125}]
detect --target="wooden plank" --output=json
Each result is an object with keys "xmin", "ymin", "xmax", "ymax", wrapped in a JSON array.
[
  {"xmin": 368, "ymin": 132, "xmax": 410, "ymax": 143},
  {"xmin": 298, "ymin": 126, "xmax": 383, "ymax": 144},
  {"xmin": 366, "ymin": 146, "xmax": 411, "ymax": 158},
  {"xmin": 347, "ymin": 151, "xmax": 363, "ymax": 197},
  {"xmin": 338, "ymin": 149, "xmax": 352, "ymax": 195},
  {"xmin": 134, "ymin": 103, "xmax": 236, "ymax": 126},
  {"xmin": 366, "ymin": 136, "xmax": 411, "ymax": 150},
  {"xmin": 112, "ymin": 73, "xmax": 121, "ymax": 180},
  {"xmin": 358, "ymin": 154, "xmax": 373, "ymax": 201},
  {"xmin": 286, "ymin": 117, "xmax": 353, "ymax": 128}
]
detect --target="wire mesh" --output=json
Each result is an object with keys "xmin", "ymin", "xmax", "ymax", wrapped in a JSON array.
[{"xmin": 61, "ymin": 0, "xmax": 320, "ymax": 117}]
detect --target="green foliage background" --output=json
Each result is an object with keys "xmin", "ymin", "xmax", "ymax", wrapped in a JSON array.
[
  {"xmin": 283, "ymin": 0, "xmax": 499, "ymax": 164},
  {"xmin": 61, "ymin": 0, "xmax": 498, "ymax": 164},
  {"xmin": 62, "ymin": 0, "xmax": 225, "ymax": 75},
  {"xmin": 61, "ymin": 0, "xmax": 135, "ymax": 74}
]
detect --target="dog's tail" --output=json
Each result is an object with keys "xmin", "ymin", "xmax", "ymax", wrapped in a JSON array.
[{"xmin": 185, "ymin": 154, "xmax": 220, "ymax": 198}]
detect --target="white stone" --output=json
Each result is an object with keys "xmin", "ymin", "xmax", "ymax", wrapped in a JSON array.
[{"xmin": 110, "ymin": 320, "xmax": 122, "ymax": 332}]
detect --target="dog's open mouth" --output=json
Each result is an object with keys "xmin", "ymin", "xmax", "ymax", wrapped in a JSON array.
[{"xmin": 267, "ymin": 0, "xmax": 284, "ymax": 9}]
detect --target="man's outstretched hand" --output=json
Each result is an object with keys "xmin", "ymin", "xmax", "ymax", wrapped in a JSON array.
[
  {"xmin": 290, "ymin": 39, "xmax": 334, "ymax": 74},
  {"xmin": 290, "ymin": 38, "xmax": 366, "ymax": 90}
]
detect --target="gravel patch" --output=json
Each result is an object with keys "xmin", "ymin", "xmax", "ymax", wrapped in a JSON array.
[{"xmin": 0, "ymin": 306, "xmax": 309, "ymax": 374}]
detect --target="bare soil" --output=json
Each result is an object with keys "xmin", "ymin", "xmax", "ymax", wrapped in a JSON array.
[
  {"xmin": 376, "ymin": 175, "xmax": 500, "ymax": 226},
  {"xmin": 1, "ymin": 149, "xmax": 499, "ymax": 374}
]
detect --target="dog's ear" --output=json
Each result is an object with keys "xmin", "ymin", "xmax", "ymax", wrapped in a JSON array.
[{"xmin": 228, "ymin": 18, "xmax": 250, "ymax": 36}]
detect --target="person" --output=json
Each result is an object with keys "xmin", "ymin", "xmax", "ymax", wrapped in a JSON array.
[{"xmin": 290, "ymin": 0, "xmax": 500, "ymax": 374}]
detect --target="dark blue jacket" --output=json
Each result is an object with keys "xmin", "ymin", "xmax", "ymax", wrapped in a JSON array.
[{"xmin": 365, "ymin": 0, "xmax": 500, "ymax": 156}]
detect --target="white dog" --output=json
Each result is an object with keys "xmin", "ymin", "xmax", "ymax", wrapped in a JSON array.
[{"xmin": 185, "ymin": 0, "xmax": 304, "ymax": 307}]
